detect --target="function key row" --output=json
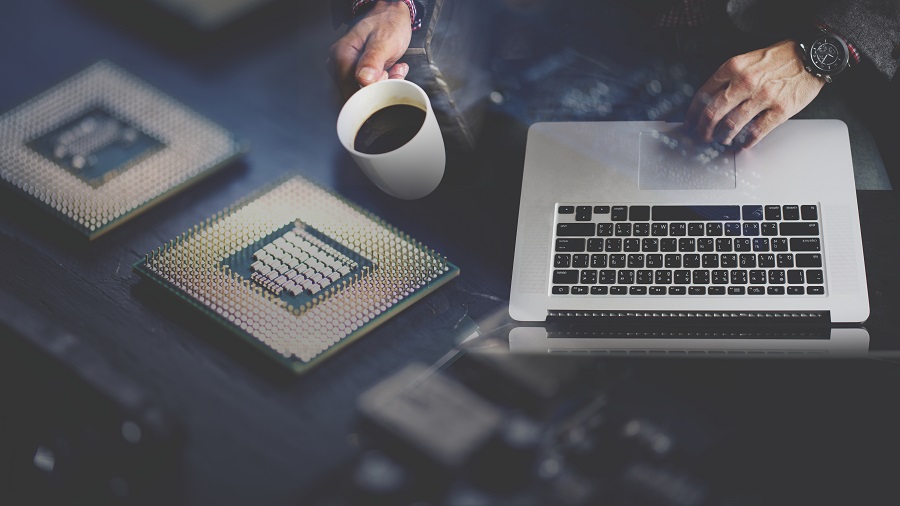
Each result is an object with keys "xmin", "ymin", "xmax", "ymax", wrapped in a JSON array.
[{"xmin": 558, "ymin": 205, "xmax": 818, "ymax": 222}]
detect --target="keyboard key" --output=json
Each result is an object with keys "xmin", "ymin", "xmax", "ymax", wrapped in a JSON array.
[
  {"xmin": 660, "ymin": 239, "xmax": 678, "ymax": 252},
  {"xmin": 706, "ymin": 223, "xmax": 723, "ymax": 236},
  {"xmin": 599, "ymin": 270, "xmax": 616, "ymax": 284},
  {"xmin": 761, "ymin": 223, "xmax": 779, "ymax": 236},
  {"xmin": 721, "ymin": 254, "xmax": 737, "ymax": 268},
  {"xmin": 630, "ymin": 286, "xmax": 648, "ymax": 295},
  {"xmin": 628, "ymin": 254, "xmax": 645, "ymax": 268},
  {"xmin": 553, "ymin": 270, "xmax": 579, "ymax": 284},
  {"xmin": 780, "ymin": 222, "xmax": 819, "ymax": 236},
  {"xmin": 787, "ymin": 270, "xmax": 804, "ymax": 284},
  {"xmin": 554, "ymin": 254, "xmax": 571, "ymax": 267},
  {"xmin": 591, "ymin": 254, "xmax": 608, "ymax": 268},
  {"xmin": 587, "ymin": 238, "xmax": 604, "ymax": 252},
  {"xmin": 693, "ymin": 270, "xmax": 710, "ymax": 284},
  {"xmin": 552, "ymin": 286, "xmax": 569, "ymax": 294},
  {"xmin": 674, "ymin": 270, "xmax": 691, "ymax": 284},
  {"xmin": 747, "ymin": 286, "xmax": 765, "ymax": 295},
  {"xmin": 572, "ymin": 254, "xmax": 589, "ymax": 268},
  {"xmin": 807, "ymin": 270, "xmax": 824, "ymax": 284},
  {"xmin": 725, "ymin": 223, "xmax": 742, "ymax": 236},
  {"xmin": 597, "ymin": 223, "xmax": 614, "ymax": 236},
  {"xmin": 572, "ymin": 286, "xmax": 588, "ymax": 295},
  {"xmin": 652, "ymin": 205, "xmax": 740, "ymax": 221},
  {"xmin": 649, "ymin": 286, "xmax": 667, "ymax": 295},
  {"xmin": 796, "ymin": 253, "xmax": 822, "ymax": 267},
  {"xmin": 641, "ymin": 238, "xmax": 659, "ymax": 252},
  {"xmin": 807, "ymin": 286, "xmax": 825, "ymax": 295},
  {"xmin": 615, "ymin": 223, "xmax": 632, "ymax": 236},
  {"xmin": 575, "ymin": 206, "xmax": 592, "ymax": 221},
  {"xmin": 742, "ymin": 223, "xmax": 760, "ymax": 236},
  {"xmin": 557, "ymin": 223, "xmax": 595, "ymax": 237},
  {"xmin": 698, "ymin": 238, "xmax": 715, "ymax": 252},
  {"xmin": 768, "ymin": 270, "xmax": 786, "ymax": 284},
  {"xmin": 749, "ymin": 270, "xmax": 766, "ymax": 284},
  {"xmin": 611, "ymin": 206, "xmax": 628, "ymax": 221},
  {"xmin": 716, "ymin": 238, "xmax": 733, "ymax": 252},
  {"xmin": 758, "ymin": 254, "xmax": 776, "ymax": 268},
  {"xmin": 556, "ymin": 238, "xmax": 586, "ymax": 252},
  {"xmin": 669, "ymin": 286, "xmax": 687, "ymax": 295},
  {"xmin": 801, "ymin": 205, "xmax": 818, "ymax": 220},
  {"xmin": 633, "ymin": 223, "xmax": 650, "ymax": 236},
  {"xmin": 688, "ymin": 223, "xmax": 704, "ymax": 236},
  {"xmin": 594, "ymin": 206, "xmax": 610, "ymax": 214},
  {"xmin": 605, "ymin": 239, "xmax": 623, "ymax": 252},
  {"xmin": 609, "ymin": 254, "xmax": 626, "ymax": 268},
  {"xmin": 679, "ymin": 238, "xmax": 696, "ymax": 252},
  {"xmin": 683, "ymin": 254, "xmax": 700, "ymax": 268},
  {"xmin": 764, "ymin": 205, "xmax": 782, "ymax": 220},
  {"xmin": 689, "ymin": 286, "xmax": 707, "ymax": 295},
  {"xmin": 610, "ymin": 286, "xmax": 628, "ymax": 295},
  {"xmin": 670, "ymin": 223, "xmax": 687, "ymax": 236},
  {"xmin": 729, "ymin": 286, "xmax": 746, "ymax": 295},
  {"xmin": 580, "ymin": 270, "xmax": 598, "ymax": 284},
  {"xmin": 752, "ymin": 238, "xmax": 769, "ymax": 252},
  {"xmin": 652, "ymin": 223, "xmax": 669, "ymax": 236},
  {"xmin": 742, "ymin": 205, "xmax": 763, "ymax": 220},
  {"xmin": 655, "ymin": 270, "xmax": 673, "ymax": 284},
  {"xmin": 665, "ymin": 254, "xmax": 681, "ymax": 268},
  {"xmin": 702, "ymin": 254, "xmax": 719, "ymax": 268},
  {"xmin": 734, "ymin": 238, "xmax": 752, "ymax": 252},
  {"xmin": 637, "ymin": 270, "xmax": 653, "ymax": 284},
  {"xmin": 771, "ymin": 238, "xmax": 789, "ymax": 251},
  {"xmin": 787, "ymin": 286, "xmax": 804, "ymax": 295},
  {"xmin": 624, "ymin": 239, "xmax": 641, "ymax": 252},
  {"xmin": 782, "ymin": 205, "xmax": 800, "ymax": 220},
  {"xmin": 708, "ymin": 286, "xmax": 726, "ymax": 295},
  {"xmin": 777, "ymin": 254, "xmax": 794, "ymax": 267},
  {"xmin": 558, "ymin": 205, "xmax": 574, "ymax": 214},
  {"xmin": 591, "ymin": 286, "xmax": 609, "ymax": 295},
  {"xmin": 791, "ymin": 238, "xmax": 820, "ymax": 252},
  {"xmin": 647, "ymin": 254, "xmax": 663, "ymax": 268},
  {"xmin": 730, "ymin": 270, "xmax": 748, "ymax": 284},
  {"xmin": 629, "ymin": 206, "xmax": 650, "ymax": 221},
  {"xmin": 739, "ymin": 254, "xmax": 756, "ymax": 268}
]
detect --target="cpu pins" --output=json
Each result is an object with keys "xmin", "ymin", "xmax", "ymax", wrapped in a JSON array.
[{"xmin": 0, "ymin": 61, "xmax": 245, "ymax": 238}]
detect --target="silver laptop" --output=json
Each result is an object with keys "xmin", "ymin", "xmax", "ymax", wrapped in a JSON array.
[{"xmin": 509, "ymin": 120, "xmax": 869, "ymax": 324}]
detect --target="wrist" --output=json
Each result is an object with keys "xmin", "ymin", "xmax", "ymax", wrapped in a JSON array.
[{"xmin": 351, "ymin": 0, "xmax": 418, "ymax": 30}]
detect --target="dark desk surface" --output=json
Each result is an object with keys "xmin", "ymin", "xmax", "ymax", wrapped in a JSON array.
[{"xmin": 1, "ymin": 1, "xmax": 899, "ymax": 504}]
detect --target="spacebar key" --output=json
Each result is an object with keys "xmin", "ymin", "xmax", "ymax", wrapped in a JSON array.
[{"xmin": 557, "ymin": 223, "xmax": 597, "ymax": 237}]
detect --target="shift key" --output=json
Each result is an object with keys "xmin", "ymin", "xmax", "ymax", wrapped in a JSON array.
[
  {"xmin": 557, "ymin": 223, "xmax": 597, "ymax": 236},
  {"xmin": 780, "ymin": 222, "xmax": 819, "ymax": 236}
]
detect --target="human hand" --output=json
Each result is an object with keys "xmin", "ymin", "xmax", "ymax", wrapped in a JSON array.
[
  {"xmin": 329, "ymin": 0, "xmax": 413, "ymax": 100},
  {"xmin": 684, "ymin": 39, "xmax": 825, "ymax": 149}
]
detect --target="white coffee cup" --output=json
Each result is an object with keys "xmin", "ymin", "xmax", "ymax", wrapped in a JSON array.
[{"xmin": 337, "ymin": 79, "xmax": 445, "ymax": 200}]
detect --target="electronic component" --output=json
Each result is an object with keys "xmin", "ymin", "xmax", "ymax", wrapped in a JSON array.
[
  {"xmin": 0, "ymin": 61, "xmax": 244, "ymax": 238},
  {"xmin": 133, "ymin": 176, "xmax": 459, "ymax": 373}
]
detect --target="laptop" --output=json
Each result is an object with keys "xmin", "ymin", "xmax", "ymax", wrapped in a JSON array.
[{"xmin": 509, "ymin": 120, "xmax": 869, "ymax": 324}]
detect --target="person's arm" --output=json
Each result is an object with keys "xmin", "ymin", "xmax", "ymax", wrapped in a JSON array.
[
  {"xmin": 328, "ymin": 0, "xmax": 424, "ymax": 100},
  {"xmin": 816, "ymin": 0, "xmax": 899, "ymax": 81}
]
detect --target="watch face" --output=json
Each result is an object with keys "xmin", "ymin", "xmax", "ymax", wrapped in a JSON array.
[{"xmin": 810, "ymin": 36, "xmax": 848, "ymax": 74}]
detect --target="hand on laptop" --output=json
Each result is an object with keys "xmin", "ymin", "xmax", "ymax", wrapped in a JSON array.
[
  {"xmin": 329, "ymin": 0, "xmax": 412, "ymax": 100},
  {"xmin": 684, "ymin": 40, "xmax": 825, "ymax": 149}
]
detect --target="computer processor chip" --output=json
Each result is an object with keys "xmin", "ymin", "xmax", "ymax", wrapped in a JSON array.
[
  {"xmin": 0, "ymin": 61, "xmax": 244, "ymax": 238},
  {"xmin": 133, "ymin": 176, "xmax": 459, "ymax": 373}
]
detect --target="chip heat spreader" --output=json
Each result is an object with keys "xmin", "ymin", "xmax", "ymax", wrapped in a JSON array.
[
  {"xmin": 0, "ymin": 61, "xmax": 244, "ymax": 238},
  {"xmin": 133, "ymin": 176, "xmax": 460, "ymax": 373}
]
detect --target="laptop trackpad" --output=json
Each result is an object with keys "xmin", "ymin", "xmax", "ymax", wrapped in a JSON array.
[{"xmin": 638, "ymin": 131, "xmax": 736, "ymax": 190}]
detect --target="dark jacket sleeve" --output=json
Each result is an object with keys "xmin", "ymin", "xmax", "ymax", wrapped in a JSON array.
[
  {"xmin": 816, "ymin": 0, "xmax": 899, "ymax": 80},
  {"xmin": 330, "ymin": 0, "xmax": 428, "ymax": 29}
]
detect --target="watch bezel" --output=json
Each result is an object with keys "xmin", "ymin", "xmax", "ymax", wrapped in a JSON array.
[{"xmin": 807, "ymin": 34, "xmax": 850, "ymax": 75}]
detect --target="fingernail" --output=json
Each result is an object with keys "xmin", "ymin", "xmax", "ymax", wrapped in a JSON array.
[
  {"xmin": 357, "ymin": 66, "xmax": 377, "ymax": 83},
  {"xmin": 399, "ymin": 65, "xmax": 409, "ymax": 77}
]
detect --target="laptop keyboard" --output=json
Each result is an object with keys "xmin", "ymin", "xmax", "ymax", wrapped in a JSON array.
[{"xmin": 551, "ymin": 204, "xmax": 825, "ymax": 296}]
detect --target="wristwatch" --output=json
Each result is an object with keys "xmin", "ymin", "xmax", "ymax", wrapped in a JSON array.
[{"xmin": 797, "ymin": 28, "xmax": 854, "ymax": 83}]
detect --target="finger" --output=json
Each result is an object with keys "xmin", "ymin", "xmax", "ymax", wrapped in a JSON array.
[
  {"xmin": 388, "ymin": 63, "xmax": 409, "ymax": 80},
  {"xmin": 356, "ymin": 32, "xmax": 400, "ymax": 86},
  {"xmin": 329, "ymin": 39, "xmax": 363, "ymax": 99},
  {"xmin": 737, "ymin": 109, "xmax": 785, "ymax": 149},
  {"xmin": 715, "ymin": 99, "xmax": 766, "ymax": 146},
  {"xmin": 684, "ymin": 71, "xmax": 729, "ymax": 129}
]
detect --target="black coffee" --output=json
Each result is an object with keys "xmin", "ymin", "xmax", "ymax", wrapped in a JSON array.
[{"xmin": 354, "ymin": 104, "xmax": 425, "ymax": 155}]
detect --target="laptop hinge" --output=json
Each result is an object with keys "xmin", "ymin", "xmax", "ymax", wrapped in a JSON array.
[{"xmin": 546, "ymin": 310, "xmax": 832, "ymax": 333}]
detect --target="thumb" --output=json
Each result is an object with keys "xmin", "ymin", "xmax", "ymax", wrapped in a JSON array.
[{"xmin": 355, "ymin": 36, "xmax": 398, "ymax": 86}]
